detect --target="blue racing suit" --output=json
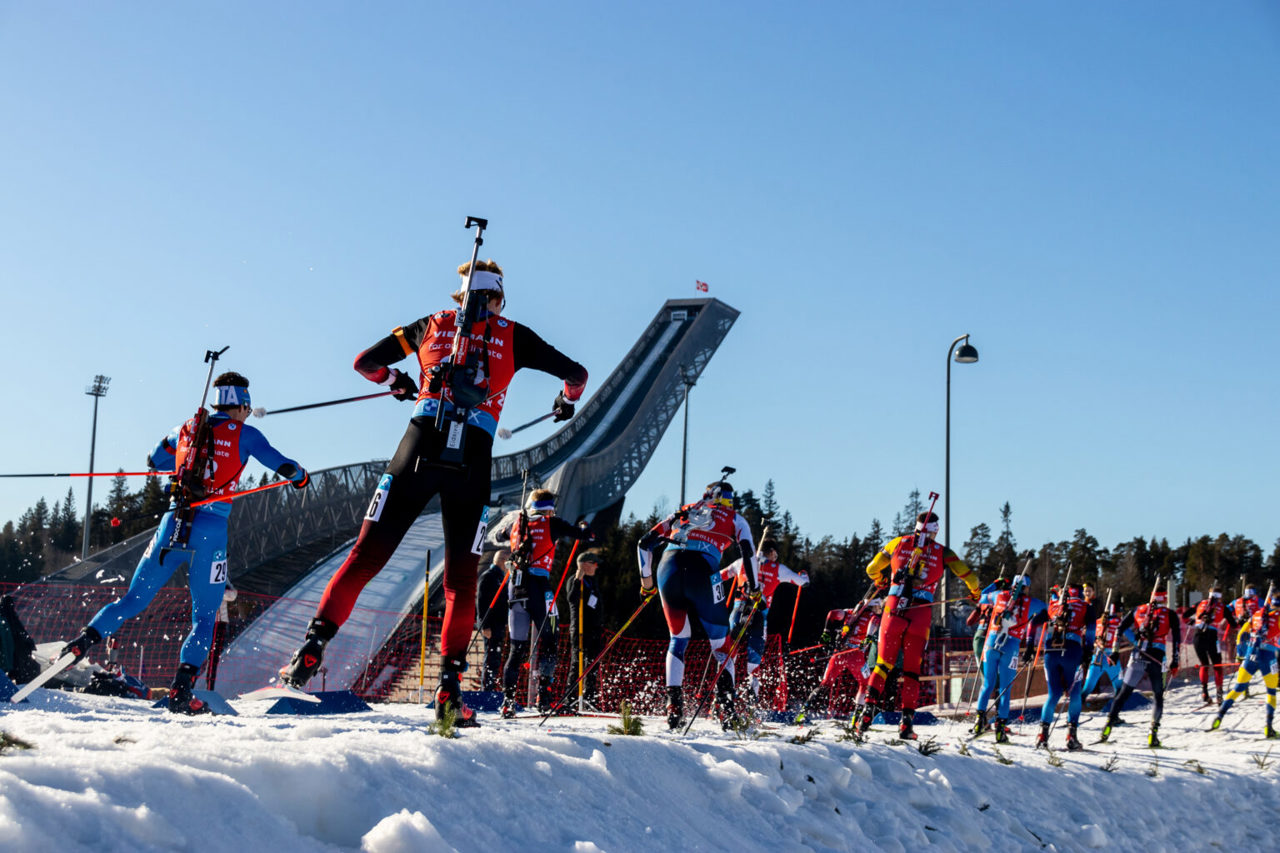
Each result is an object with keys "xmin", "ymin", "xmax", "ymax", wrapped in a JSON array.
[{"xmin": 88, "ymin": 413, "xmax": 305, "ymax": 668}]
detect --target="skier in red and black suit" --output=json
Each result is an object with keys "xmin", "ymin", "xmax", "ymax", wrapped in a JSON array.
[
  {"xmin": 637, "ymin": 481, "xmax": 757, "ymax": 731},
  {"xmin": 1099, "ymin": 587, "xmax": 1181, "ymax": 747},
  {"xmin": 719, "ymin": 538, "xmax": 808, "ymax": 701},
  {"xmin": 487, "ymin": 489, "xmax": 594, "ymax": 716},
  {"xmin": 280, "ymin": 259, "xmax": 587, "ymax": 726},
  {"xmin": 1191, "ymin": 584, "xmax": 1236, "ymax": 705},
  {"xmin": 796, "ymin": 597, "xmax": 882, "ymax": 723},
  {"xmin": 860, "ymin": 511, "xmax": 980, "ymax": 739}
]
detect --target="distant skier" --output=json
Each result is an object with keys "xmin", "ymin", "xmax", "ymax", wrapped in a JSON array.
[
  {"xmin": 1210, "ymin": 592, "xmax": 1279, "ymax": 738},
  {"xmin": 1228, "ymin": 584, "xmax": 1263, "ymax": 663},
  {"xmin": 796, "ymin": 597, "xmax": 882, "ymax": 723},
  {"xmin": 1191, "ymin": 584, "xmax": 1236, "ymax": 705},
  {"xmin": 60, "ymin": 372, "xmax": 308, "ymax": 714},
  {"xmin": 972, "ymin": 575, "xmax": 1044, "ymax": 744},
  {"xmin": 278, "ymin": 258, "xmax": 587, "ymax": 728},
  {"xmin": 637, "ymin": 480, "xmax": 758, "ymax": 731},
  {"xmin": 1034, "ymin": 581, "xmax": 1095, "ymax": 751},
  {"xmin": 719, "ymin": 537, "xmax": 808, "ymax": 702},
  {"xmin": 1081, "ymin": 599, "xmax": 1124, "ymax": 700},
  {"xmin": 488, "ymin": 489, "xmax": 595, "ymax": 716},
  {"xmin": 858, "ymin": 511, "xmax": 980, "ymax": 740},
  {"xmin": 1098, "ymin": 586, "xmax": 1181, "ymax": 747},
  {"xmin": 475, "ymin": 549, "xmax": 511, "ymax": 692}
]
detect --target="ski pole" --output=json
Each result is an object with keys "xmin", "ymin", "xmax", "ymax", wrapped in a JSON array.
[
  {"xmin": 496, "ymin": 412, "xmax": 555, "ymax": 440},
  {"xmin": 0, "ymin": 471, "xmax": 164, "ymax": 478},
  {"xmin": 787, "ymin": 585, "xmax": 802, "ymax": 645},
  {"xmin": 251, "ymin": 391, "xmax": 394, "ymax": 418},
  {"xmin": 538, "ymin": 594, "xmax": 654, "ymax": 723},
  {"xmin": 189, "ymin": 478, "xmax": 291, "ymax": 507},
  {"xmin": 682, "ymin": 596, "xmax": 762, "ymax": 737},
  {"xmin": 418, "ymin": 550, "xmax": 430, "ymax": 702}
]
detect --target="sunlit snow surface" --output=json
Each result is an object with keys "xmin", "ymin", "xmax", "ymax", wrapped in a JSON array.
[{"xmin": 1, "ymin": 685, "xmax": 1276, "ymax": 852}]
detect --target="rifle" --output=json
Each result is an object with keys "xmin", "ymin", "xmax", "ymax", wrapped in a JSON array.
[
  {"xmin": 1047, "ymin": 562, "xmax": 1073, "ymax": 649},
  {"xmin": 168, "ymin": 346, "xmax": 228, "ymax": 547},
  {"xmin": 1094, "ymin": 587, "xmax": 1114, "ymax": 665},
  {"xmin": 430, "ymin": 216, "xmax": 491, "ymax": 466},
  {"xmin": 893, "ymin": 491, "xmax": 940, "ymax": 613},
  {"xmin": 1245, "ymin": 580, "xmax": 1275, "ymax": 666}
]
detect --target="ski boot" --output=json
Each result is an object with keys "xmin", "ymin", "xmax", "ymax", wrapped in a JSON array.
[
  {"xmin": 1216, "ymin": 686, "xmax": 1224, "ymax": 705},
  {"xmin": 500, "ymin": 692, "xmax": 518, "ymax": 719},
  {"xmin": 434, "ymin": 659, "xmax": 478, "ymax": 728},
  {"xmin": 536, "ymin": 675, "xmax": 554, "ymax": 715},
  {"xmin": 1065, "ymin": 723, "xmax": 1083, "ymax": 752},
  {"xmin": 855, "ymin": 703, "xmax": 878, "ymax": 734},
  {"xmin": 1147, "ymin": 722, "xmax": 1161, "ymax": 748},
  {"xmin": 1035, "ymin": 721, "xmax": 1051, "ymax": 749},
  {"xmin": 715, "ymin": 670, "xmax": 743, "ymax": 732},
  {"xmin": 898, "ymin": 709, "xmax": 918, "ymax": 741},
  {"xmin": 1098, "ymin": 716, "xmax": 1116, "ymax": 743},
  {"xmin": 1208, "ymin": 713, "xmax": 1223, "ymax": 732},
  {"xmin": 60, "ymin": 626, "xmax": 102, "ymax": 664},
  {"xmin": 1200, "ymin": 685, "xmax": 1212, "ymax": 705},
  {"xmin": 994, "ymin": 717, "xmax": 1011, "ymax": 744},
  {"xmin": 1266, "ymin": 725, "xmax": 1279, "ymax": 740},
  {"xmin": 279, "ymin": 617, "xmax": 337, "ymax": 688},
  {"xmin": 167, "ymin": 663, "xmax": 211, "ymax": 716},
  {"xmin": 666, "ymin": 686, "xmax": 684, "ymax": 731},
  {"xmin": 972, "ymin": 709, "xmax": 989, "ymax": 737}
]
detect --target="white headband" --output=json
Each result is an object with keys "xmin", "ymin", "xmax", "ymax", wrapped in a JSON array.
[
  {"xmin": 466, "ymin": 270, "xmax": 503, "ymax": 293},
  {"xmin": 915, "ymin": 520, "xmax": 939, "ymax": 534},
  {"xmin": 214, "ymin": 385, "xmax": 250, "ymax": 407}
]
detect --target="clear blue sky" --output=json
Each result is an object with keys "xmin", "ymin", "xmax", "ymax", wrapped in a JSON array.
[{"xmin": 3, "ymin": 2, "xmax": 1279, "ymax": 559}]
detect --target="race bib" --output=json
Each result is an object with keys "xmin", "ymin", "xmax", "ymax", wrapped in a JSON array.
[
  {"xmin": 587, "ymin": 593, "xmax": 598, "ymax": 609},
  {"xmin": 471, "ymin": 506, "xmax": 488, "ymax": 556},
  {"xmin": 210, "ymin": 558, "xmax": 228, "ymax": 585},
  {"xmin": 711, "ymin": 577, "xmax": 725, "ymax": 604},
  {"xmin": 366, "ymin": 474, "xmax": 393, "ymax": 522}
]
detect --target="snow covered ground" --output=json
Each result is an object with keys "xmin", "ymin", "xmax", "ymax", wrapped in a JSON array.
[{"xmin": 1, "ymin": 683, "xmax": 1276, "ymax": 853}]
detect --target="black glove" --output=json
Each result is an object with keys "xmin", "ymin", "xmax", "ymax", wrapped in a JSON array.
[
  {"xmin": 552, "ymin": 391, "xmax": 575, "ymax": 422},
  {"xmin": 388, "ymin": 369, "xmax": 419, "ymax": 401},
  {"xmin": 292, "ymin": 470, "xmax": 310, "ymax": 490},
  {"xmin": 1020, "ymin": 647, "xmax": 1034, "ymax": 666}
]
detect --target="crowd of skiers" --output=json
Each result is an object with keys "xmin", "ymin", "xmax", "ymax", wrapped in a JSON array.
[{"xmin": 16, "ymin": 226, "xmax": 1278, "ymax": 744}]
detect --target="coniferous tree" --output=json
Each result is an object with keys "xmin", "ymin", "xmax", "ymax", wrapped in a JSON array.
[{"xmin": 963, "ymin": 523, "xmax": 993, "ymax": 573}]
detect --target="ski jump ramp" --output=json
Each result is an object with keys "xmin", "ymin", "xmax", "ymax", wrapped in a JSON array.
[{"xmin": 217, "ymin": 297, "xmax": 740, "ymax": 695}]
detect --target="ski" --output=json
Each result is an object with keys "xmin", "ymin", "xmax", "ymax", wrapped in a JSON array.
[
  {"xmin": 237, "ymin": 685, "xmax": 323, "ymax": 703},
  {"xmin": 9, "ymin": 652, "xmax": 77, "ymax": 703}
]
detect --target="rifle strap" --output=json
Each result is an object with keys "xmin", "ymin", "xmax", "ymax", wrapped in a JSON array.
[{"xmin": 393, "ymin": 326, "xmax": 414, "ymax": 356}]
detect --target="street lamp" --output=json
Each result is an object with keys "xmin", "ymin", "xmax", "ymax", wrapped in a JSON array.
[
  {"xmin": 943, "ymin": 335, "xmax": 978, "ymax": 629},
  {"xmin": 679, "ymin": 365, "xmax": 695, "ymax": 506},
  {"xmin": 83, "ymin": 375, "xmax": 110, "ymax": 560}
]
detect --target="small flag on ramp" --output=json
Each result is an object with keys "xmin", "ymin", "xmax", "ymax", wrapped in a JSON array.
[{"xmin": 695, "ymin": 280, "xmax": 709, "ymax": 292}]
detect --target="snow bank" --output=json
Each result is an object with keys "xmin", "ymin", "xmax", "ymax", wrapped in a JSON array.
[{"xmin": 0, "ymin": 685, "xmax": 1276, "ymax": 852}]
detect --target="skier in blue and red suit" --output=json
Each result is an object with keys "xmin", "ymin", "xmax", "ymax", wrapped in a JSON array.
[
  {"xmin": 1211, "ymin": 592, "xmax": 1280, "ymax": 739},
  {"xmin": 1033, "ymin": 581, "xmax": 1095, "ymax": 751},
  {"xmin": 973, "ymin": 575, "xmax": 1044, "ymax": 743},
  {"xmin": 860, "ymin": 511, "xmax": 980, "ymax": 740},
  {"xmin": 719, "ymin": 538, "xmax": 808, "ymax": 702},
  {"xmin": 637, "ymin": 480, "xmax": 758, "ymax": 731},
  {"xmin": 60, "ymin": 372, "xmax": 309, "ymax": 714},
  {"xmin": 279, "ymin": 259, "xmax": 587, "ymax": 726},
  {"xmin": 1229, "ymin": 583, "xmax": 1263, "ymax": 664},
  {"xmin": 1081, "ymin": 598, "xmax": 1124, "ymax": 699}
]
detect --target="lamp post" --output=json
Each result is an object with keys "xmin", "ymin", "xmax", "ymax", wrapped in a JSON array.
[
  {"xmin": 943, "ymin": 335, "xmax": 978, "ymax": 629},
  {"xmin": 679, "ymin": 366, "xmax": 695, "ymax": 506},
  {"xmin": 82, "ymin": 374, "xmax": 110, "ymax": 560}
]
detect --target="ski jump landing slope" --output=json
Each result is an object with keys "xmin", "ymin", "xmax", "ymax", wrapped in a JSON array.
[{"xmin": 218, "ymin": 298, "xmax": 738, "ymax": 694}]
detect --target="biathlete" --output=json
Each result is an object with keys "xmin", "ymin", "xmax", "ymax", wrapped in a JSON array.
[
  {"xmin": 1210, "ymin": 592, "xmax": 1279, "ymax": 739},
  {"xmin": 719, "ymin": 537, "xmax": 808, "ymax": 702},
  {"xmin": 796, "ymin": 596, "xmax": 882, "ymax": 723},
  {"xmin": 61, "ymin": 372, "xmax": 308, "ymax": 714},
  {"xmin": 1191, "ymin": 583, "xmax": 1236, "ymax": 706},
  {"xmin": 1034, "ymin": 581, "xmax": 1095, "ymax": 751},
  {"xmin": 972, "ymin": 575, "xmax": 1044, "ymax": 744},
  {"xmin": 1081, "ymin": 598, "xmax": 1124, "ymax": 700},
  {"xmin": 279, "ymin": 258, "xmax": 587, "ymax": 726},
  {"xmin": 858, "ymin": 510, "xmax": 979, "ymax": 740},
  {"xmin": 486, "ymin": 489, "xmax": 595, "ymax": 715},
  {"xmin": 637, "ymin": 480, "xmax": 758, "ymax": 731},
  {"xmin": 1099, "ymin": 587, "xmax": 1181, "ymax": 747}
]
